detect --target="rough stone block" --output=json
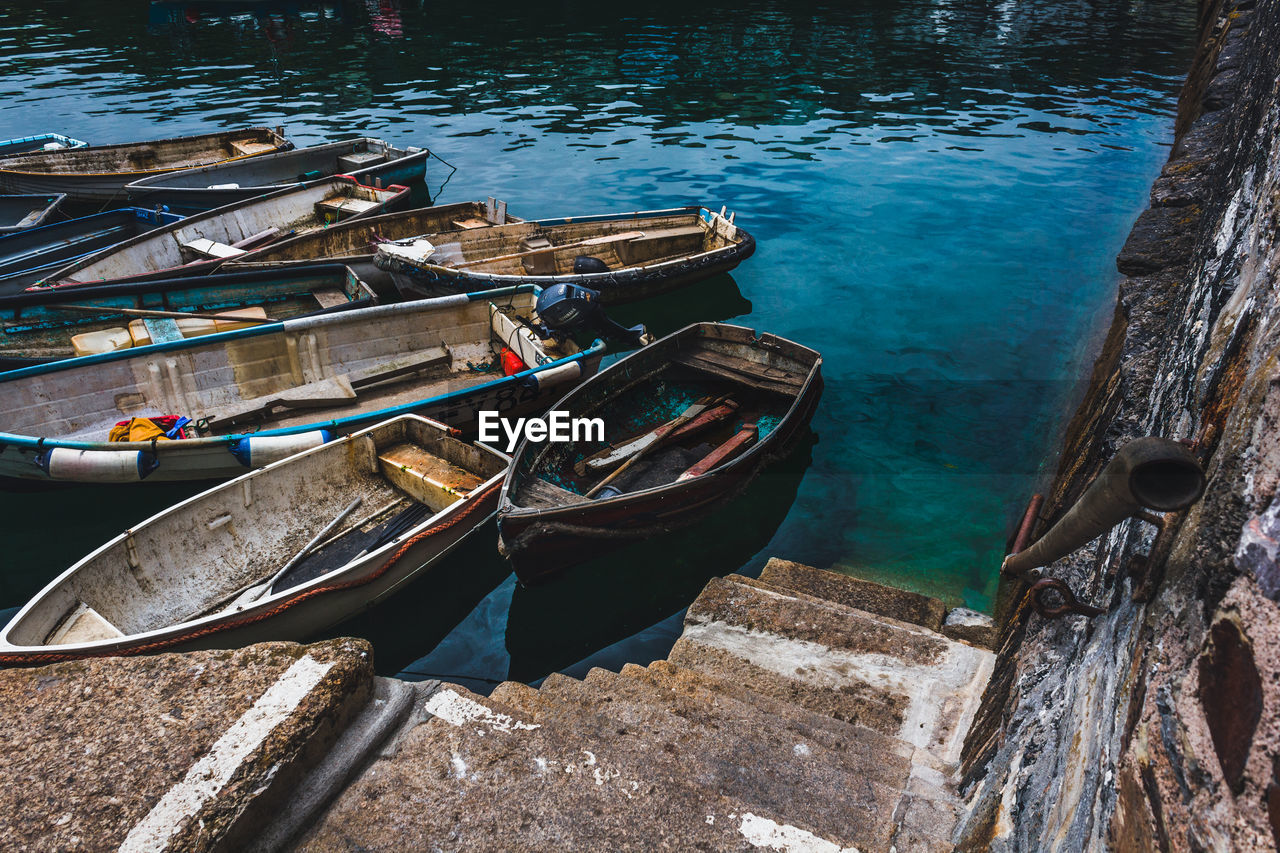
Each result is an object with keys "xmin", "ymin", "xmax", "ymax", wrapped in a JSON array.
[
  {"xmin": 943, "ymin": 608, "xmax": 997, "ymax": 648},
  {"xmin": 0, "ymin": 638, "xmax": 374, "ymax": 853},
  {"xmin": 1116, "ymin": 206, "xmax": 1199, "ymax": 275}
]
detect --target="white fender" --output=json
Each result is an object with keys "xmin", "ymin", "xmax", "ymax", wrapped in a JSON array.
[
  {"xmin": 228, "ymin": 430, "xmax": 333, "ymax": 468},
  {"xmin": 37, "ymin": 447, "xmax": 159, "ymax": 482},
  {"xmin": 525, "ymin": 361, "xmax": 582, "ymax": 392}
]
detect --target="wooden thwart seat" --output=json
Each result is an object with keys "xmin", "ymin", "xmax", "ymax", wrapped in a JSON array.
[
  {"xmin": 378, "ymin": 442, "xmax": 484, "ymax": 512},
  {"xmin": 517, "ymin": 477, "xmax": 591, "ymax": 509},
  {"xmin": 181, "ymin": 237, "xmax": 246, "ymax": 260},
  {"xmin": 47, "ymin": 602, "xmax": 124, "ymax": 645},
  {"xmin": 673, "ymin": 348, "xmax": 807, "ymax": 394},
  {"xmin": 311, "ymin": 288, "xmax": 349, "ymax": 309},
  {"xmin": 316, "ymin": 197, "xmax": 379, "ymax": 219}
]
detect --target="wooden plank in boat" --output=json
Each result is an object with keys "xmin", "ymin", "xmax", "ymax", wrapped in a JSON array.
[
  {"xmin": 518, "ymin": 477, "xmax": 591, "ymax": 509},
  {"xmin": 672, "ymin": 349, "xmax": 806, "ymax": 394},
  {"xmin": 378, "ymin": 442, "xmax": 484, "ymax": 512},
  {"xmin": 202, "ymin": 374, "xmax": 357, "ymax": 429},
  {"xmin": 47, "ymin": 602, "xmax": 124, "ymax": 645},
  {"xmin": 311, "ymin": 288, "xmax": 349, "ymax": 309},
  {"xmin": 229, "ymin": 138, "xmax": 277, "ymax": 157},
  {"xmin": 181, "ymin": 237, "xmax": 246, "ymax": 259},
  {"xmin": 452, "ymin": 217, "xmax": 494, "ymax": 229},
  {"xmin": 348, "ymin": 346, "xmax": 451, "ymax": 389},
  {"xmin": 316, "ymin": 197, "xmax": 379, "ymax": 219}
]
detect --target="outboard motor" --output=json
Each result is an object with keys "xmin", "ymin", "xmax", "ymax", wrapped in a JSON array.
[
  {"xmin": 1002, "ymin": 436, "xmax": 1206, "ymax": 579},
  {"xmin": 535, "ymin": 283, "xmax": 649, "ymax": 348}
]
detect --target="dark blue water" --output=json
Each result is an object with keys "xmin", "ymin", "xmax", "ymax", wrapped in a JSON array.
[{"xmin": 0, "ymin": 1, "xmax": 1194, "ymax": 682}]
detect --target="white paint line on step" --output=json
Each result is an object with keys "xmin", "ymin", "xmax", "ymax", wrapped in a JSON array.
[
  {"xmin": 119, "ymin": 654, "xmax": 334, "ymax": 853},
  {"xmin": 738, "ymin": 812, "xmax": 860, "ymax": 852},
  {"xmin": 424, "ymin": 688, "xmax": 540, "ymax": 732}
]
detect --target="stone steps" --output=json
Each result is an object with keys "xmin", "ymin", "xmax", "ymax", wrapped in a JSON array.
[{"xmin": 295, "ymin": 559, "xmax": 995, "ymax": 851}]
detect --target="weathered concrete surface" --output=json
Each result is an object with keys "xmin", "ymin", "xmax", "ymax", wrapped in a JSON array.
[
  {"xmin": 0, "ymin": 638, "xmax": 374, "ymax": 853},
  {"xmin": 759, "ymin": 556, "xmax": 948, "ymax": 631},
  {"xmin": 957, "ymin": 0, "xmax": 1280, "ymax": 848},
  {"xmin": 943, "ymin": 607, "xmax": 996, "ymax": 649},
  {"xmin": 297, "ymin": 561, "xmax": 992, "ymax": 851}
]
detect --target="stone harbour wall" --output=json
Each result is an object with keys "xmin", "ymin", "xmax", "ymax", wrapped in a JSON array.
[{"xmin": 956, "ymin": 0, "xmax": 1280, "ymax": 849}]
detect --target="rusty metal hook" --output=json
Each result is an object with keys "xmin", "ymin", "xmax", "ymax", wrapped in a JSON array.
[{"xmin": 1029, "ymin": 578, "xmax": 1104, "ymax": 618}]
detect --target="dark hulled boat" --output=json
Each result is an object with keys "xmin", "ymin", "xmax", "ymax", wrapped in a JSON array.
[
  {"xmin": 496, "ymin": 322, "xmax": 822, "ymax": 582},
  {"xmin": 124, "ymin": 137, "xmax": 430, "ymax": 214},
  {"xmin": 0, "ymin": 193, "xmax": 66, "ymax": 234},
  {"xmin": 0, "ymin": 208, "xmax": 183, "ymax": 295}
]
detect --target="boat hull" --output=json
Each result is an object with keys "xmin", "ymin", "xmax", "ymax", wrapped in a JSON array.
[
  {"xmin": 0, "ymin": 208, "xmax": 183, "ymax": 295},
  {"xmin": 0, "ymin": 286, "xmax": 604, "ymax": 486},
  {"xmin": 0, "ymin": 134, "xmax": 88, "ymax": 156},
  {"xmin": 0, "ymin": 193, "xmax": 66, "ymax": 235},
  {"xmin": 125, "ymin": 139, "xmax": 430, "ymax": 214},
  {"xmin": 0, "ymin": 415, "xmax": 509, "ymax": 663},
  {"xmin": 380, "ymin": 206, "xmax": 755, "ymax": 305},
  {"xmin": 40, "ymin": 177, "xmax": 408, "ymax": 287},
  {"xmin": 0, "ymin": 127, "xmax": 290, "ymax": 201},
  {"xmin": 496, "ymin": 323, "xmax": 822, "ymax": 582}
]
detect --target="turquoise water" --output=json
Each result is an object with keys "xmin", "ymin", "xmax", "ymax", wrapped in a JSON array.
[{"xmin": 0, "ymin": 2, "xmax": 1193, "ymax": 678}]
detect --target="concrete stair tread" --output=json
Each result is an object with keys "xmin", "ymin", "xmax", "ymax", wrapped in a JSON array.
[
  {"xmin": 678, "ymin": 575, "xmax": 995, "ymax": 764},
  {"xmin": 297, "ymin": 682, "xmax": 786, "ymax": 851},
  {"xmin": 727, "ymin": 572, "xmax": 964, "ymax": 643},
  {"xmin": 757, "ymin": 557, "xmax": 948, "ymax": 632},
  {"xmin": 539, "ymin": 667, "xmax": 903, "ymax": 850}
]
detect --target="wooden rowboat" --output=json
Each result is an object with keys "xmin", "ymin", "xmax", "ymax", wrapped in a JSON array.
[
  {"xmin": 0, "ymin": 193, "xmax": 66, "ymax": 234},
  {"xmin": 0, "ymin": 414, "xmax": 509, "ymax": 663},
  {"xmin": 0, "ymin": 207, "xmax": 184, "ymax": 295},
  {"xmin": 219, "ymin": 198, "xmax": 519, "ymax": 287},
  {"xmin": 125, "ymin": 137, "xmax": 430, "ymax": 214},
  {"xmin": 372, "ymin": 205, "xmax": 754, "ymax": 304},
  {"xmin": 0, "ymin": 263, "xmax": 376, "ymax": 369},
  {"xmin": 37, "ymin": 176, "xmax": 409, "ymax": 287},
  {"xmin": 0, "ymin": 285, "xmax": 603, "ymax": 486},
  {"xmin": 496, "ymin": 322, "xmax": 822, "ymax": 582},
  {"xmin": 0, "ymin": 127, "xmax": 290, "ymax": 201},
  {"xmin": 0, "ymin": 134, "xmax": 88, "ymax": 156}
]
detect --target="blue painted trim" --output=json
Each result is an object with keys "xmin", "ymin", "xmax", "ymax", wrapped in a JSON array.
[{"xmin": 0, "ymin": 333, "xmax": 604, "ymax": 451}]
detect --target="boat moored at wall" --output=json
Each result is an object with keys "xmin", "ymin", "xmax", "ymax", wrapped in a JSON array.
[
  {"xmin": 0, "ymin": 285, "xmax": 604, "ymax": 486},
  {"xmin": 497, "ymin": 322, "xmax": 822, "ymax": 582},
  {"xmin": 38, "ymin": 176, "xmax": 409, "ymax": 287},
  {"xmin": 0, "ymin": 414, "xmax": 510, "ymax": 663}
]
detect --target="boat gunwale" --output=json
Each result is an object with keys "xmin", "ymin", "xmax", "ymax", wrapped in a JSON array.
[
  {"xmin": 498, "ymin": 322, "xmax": 821, "ymax": 520},
  {"xmin": 0, "ymin": 414, "xmax": 510, "ymax": 658}
]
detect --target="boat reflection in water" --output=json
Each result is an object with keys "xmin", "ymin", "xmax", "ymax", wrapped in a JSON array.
[
  {"xmin": 504, "ymin": 432, "xmax": 815, "ymax": 685},
  {"xmin": 367, "ymin": 433, "xmax": 813, "ymax": 689}
]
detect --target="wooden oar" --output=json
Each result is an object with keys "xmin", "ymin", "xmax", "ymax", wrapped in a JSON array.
[
  {"xmin": 584, "ymin": 397, "xmax": 720, "ymax": 499},
  {"xmin": 243, "ymin": 497, "xmax": 364, "ymax": 605},
  {"xmin": 676, "ymin": 423, "xmax": 758, "ymax": 482},
  {"xmin": 449, "ymin": 230, "xmax": 644, "ymax": 269},
  {"xmin": 574, "ymin": 399, "xmax": 739, "ymax": 475},
  {"xmin": 55, "ymin": 303, "xmax": 279, "ymax": 324}
]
